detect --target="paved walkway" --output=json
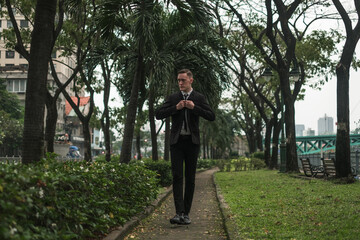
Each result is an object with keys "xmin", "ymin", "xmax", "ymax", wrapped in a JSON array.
[{"xmin": 123, "ymin": 169, "xmax": 227, "ymax": 240}]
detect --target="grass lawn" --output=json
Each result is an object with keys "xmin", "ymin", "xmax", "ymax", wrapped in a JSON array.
[{"xmin": 215, "ymin": 170, "xmax": 360, "ymax": 239}]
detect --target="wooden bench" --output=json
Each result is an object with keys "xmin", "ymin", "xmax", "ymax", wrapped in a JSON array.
[
  {"xmin": 321, "ymin": 158, "xmax": 336, "ymax": 177},
  {"xmin": 300, "ymin": 158, "xmax": 324, "ymax": 178}
]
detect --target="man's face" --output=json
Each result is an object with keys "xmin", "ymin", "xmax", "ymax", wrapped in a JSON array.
[{"xmin": 177, "ymin": 73, "xmax": 193, "ymax": 92}]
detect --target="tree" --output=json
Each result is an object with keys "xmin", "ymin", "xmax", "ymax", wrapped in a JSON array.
[
  {"xmin": 0, "ymin": 78, "xmax": 23, "ymax": 156},
  {"xmin": 7, "ymin": 0, "xmax": 58, "ymax": 163},
  {"xmin": 223, "ymin": 0, "xmax": 340, "ymax": 172},
  {"xmin": 333, "ymin": 0, "xmax": 360, "ymax": 178},
  {"xmin": 99, "ymin": 0, "xmax": 215, "ymax": 163}
]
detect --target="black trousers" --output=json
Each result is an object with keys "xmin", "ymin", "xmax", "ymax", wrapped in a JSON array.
[{"xmin": 170, "ymin": 135, "xmax": 200, "ymax": 215}]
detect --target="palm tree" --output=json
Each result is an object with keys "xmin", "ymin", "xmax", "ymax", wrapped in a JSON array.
[{"xmin": 98, "ymin": 0, "xmax": 216, "ymax": 163}]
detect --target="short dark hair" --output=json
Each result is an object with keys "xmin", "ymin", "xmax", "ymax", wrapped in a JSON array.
[{"xmin": 178, "ymin": 69, "xmax": 193, "ymax": 78}]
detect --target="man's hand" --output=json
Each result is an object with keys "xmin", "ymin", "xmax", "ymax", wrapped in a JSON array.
[
  {"xmin": 176, "ymin": 100, "xmax": 186, "ymax": 110},
  {"xmin": 185, "ymin": 100, "xmax": 195, "ymax": 109}
]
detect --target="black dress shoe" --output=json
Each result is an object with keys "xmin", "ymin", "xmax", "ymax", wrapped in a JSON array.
[
  {"xmin": 170, "ymin": 214, "xmax": 184, "ymax": 224},
  {"xmin": 183, "ymin": 214, "xmax": 191, "ymax": 225}
]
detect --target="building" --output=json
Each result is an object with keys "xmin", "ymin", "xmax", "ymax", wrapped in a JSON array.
[
  {"xmin": 295, "ymin": 124, "xmax": 305, "ymax": 136},
  {"xmin": 318, "ymin": 114, "xmax": 334, "ymax": 135},
  {"xmin": 304, "ymin": 128, "xmax": 315, "ymax": 136}
]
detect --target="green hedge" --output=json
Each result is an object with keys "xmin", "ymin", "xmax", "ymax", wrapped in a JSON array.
[
  {"xmin": 137, "ymin": 159, "xmax": 172, "ymax": 187},
  {"xmin": 217, "ymin": 156, "xmax": 266, "ymax": 172},
  {"xmin": 0, "ymin": 156, "xmax": 158, "ymax": 239},
  {"xmin": 197, "ymin": 159, "xmax": 218, "ymax": 169}
]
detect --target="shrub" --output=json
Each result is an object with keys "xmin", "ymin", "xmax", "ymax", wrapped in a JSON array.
[
  {"xmin": 0, "ymin": 157, "xmax": 158, "ymax": 239},
  {"xmin": 217, "ymin": 159, "xmax": 226, "ymax": 172},
  {"xmin": 133, "ymin": 158, "xmax": 172, "ymax": 187},
  {"xmin": 251, "ymin": 151, "xmax": 265, "ymax": 160},
  {"xmin": 197, "ymin": 159, "xmax": 218, "ymax": 169},
  {"xmin": 250, "ymin": 157, "xmax": 267, "ymax": 170}
]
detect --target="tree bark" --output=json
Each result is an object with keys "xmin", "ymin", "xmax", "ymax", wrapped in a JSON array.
[
  {"xmin": 283, "ymin": 92, "xmax": 299, "ymax": 172},
  {"xmin": 100, "ymin": 61, "xmax": 112, "ymax": 162},
  {"xmin": 44, "ymin": 94, "xmax": 58, "ymax": 153},
  {"xmin": 264, "ymin": 118, "xmax": 274, "ymax": 167},
  {"xmin": 148, "ymin": 87, "xmax": 158, "ymax": 160},
  {"xmin": 22, "ymin": 0, "xmax": 57, "ymax": 164},
  {"xmin": 119, "ymin": 54, "xmax": 144, "ymax": 163},
  {"xmin": 270, "ymin": 120, "xmax": 282, "ymax": 169},
  {"xmin": 335, "ymin": 63, "xmax": 351, "ymax": 177}
]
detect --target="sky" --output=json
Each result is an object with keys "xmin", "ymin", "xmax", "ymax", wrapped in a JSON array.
[{"xmin": 295, "ymin": 67, "xmax": 360, "ymax": 134}]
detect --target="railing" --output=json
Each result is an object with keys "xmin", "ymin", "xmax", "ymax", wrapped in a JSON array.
[{"xmin": 298, "ymin": 151, "xmax": 360, "ymax": 175}]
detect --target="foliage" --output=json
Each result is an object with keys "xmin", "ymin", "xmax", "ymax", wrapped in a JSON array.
[
  {"xmin": 0, "ymin": 156, "xmax": 158, "ymax": 239},
  {"xmin": 215, "ymin": 170, "xmax": 360, "ymax": 239},
  {"xmin": 197, "ymin": 159, "xmax": 218, "ymax": 169},
  {"xmin": 0, "ymin": 78, "xmax": 23, "ymax": 120},
  {"xmin": 217, "ymin": 156, "xmax": 266, "ymax": 172},
  {"xmin": 251, "ymin": 151, "xmax": 265, "ymax": 160},
  {"xmin": 131, "ymin": 158, "xmax": 172, "ymax": 187}
]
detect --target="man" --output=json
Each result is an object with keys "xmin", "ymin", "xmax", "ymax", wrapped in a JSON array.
[{"xmin": 155, "ymin": 69, "xmax": 215, "ymax": 225}]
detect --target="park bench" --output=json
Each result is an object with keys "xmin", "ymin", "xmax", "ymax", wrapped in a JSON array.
[
  {"xmin": 300, "ymin": 158, "xmax": 324, "ymax": 178},
  {"xmin": 321, "ymin": 158, "xmax": 336, "ymax": 177}
]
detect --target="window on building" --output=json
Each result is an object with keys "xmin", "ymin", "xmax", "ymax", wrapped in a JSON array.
[
  {"xmin": 20, "ymin": 64, "xmax": 28, "ymax": 70},
  {"xmin": 7, "ymin": 79, "xmax": 27, "ymax": 93},
  {"xmin": 20, "ymin": 20, "xmax": 28, "ymax": 28},
  {"xmin": 5, "ymin": 64, "xmax": 14, "ymax": 67},
  {"xmin": 51, "ymin": 51, "xmax": 57, "ymax": 58},
  {"xmin": 0, "ymin": 20, "xmax": 2, "ymax": 28},
  {"xmin": 7, "ymin": 20, "xmax": 13, "ymax": 28},
  {"xmin": 6, "ymin": 51, "xmax": 15, "ymax": 58}
]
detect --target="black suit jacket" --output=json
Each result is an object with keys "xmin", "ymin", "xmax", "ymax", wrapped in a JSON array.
[{"xmin": 155, "ymin": 90, "xmax": 215, "ymax": 145}]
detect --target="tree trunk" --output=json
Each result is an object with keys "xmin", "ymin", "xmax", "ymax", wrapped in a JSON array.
[
  {"xmin": 202, "ymin": 131, "xmax": 207, "ymax": 159},
  {"xmin": 119, "ymin": 54, "xmax": 144, "ymax": 163},
  {"xmin": 148, "ymin": 87, "xmax": 158, "ymax": 160},
  {"xmin": 22, "ymin": 0, "xmax": 56, "ymax": 164},
  {"xmin": 264, "ymin": 118, "xmax": 274, "ymax": 167},
  {"xmin": 136, "ymin": 132, "xmax": 142, "ymax": 160},
  {"xmin": 246, "ymin": 129, "xmax": 257, "ymax": 154},
  {"xmin": 335, "ymin": 63, "xmax": 351, "ymax": 177},
  {"xmin": 270, "ymin": 120, "xmax": 282, "ymax": 169},
  {"xmin": 100, "ymin": 61, "xmax": 112, "ymax": 162},
  {"xmin": 83, "ymin": 120, "xmax": 92, "ymax": 161},
  {"xmin": 164, "ymin": 117, "xmax": 170, "ymax": 161},
  {"xmin": 255, "ymin": 117, "xmax": 263, "ymax": 151},
  {"xmin": 284, "ymin": 96, "xmax": 299, "ymax": 172},
  {"xmin": 44, "ymin": 95, "xmax": 58, "ymax": 153}
]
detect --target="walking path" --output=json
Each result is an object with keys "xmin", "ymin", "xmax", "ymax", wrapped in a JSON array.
[{"xmin": 123, "ymin": 168, "xmax": 227, "ymax": 240}]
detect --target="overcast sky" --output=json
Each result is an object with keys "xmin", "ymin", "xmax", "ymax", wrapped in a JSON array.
[{"xmin": 295, "ymin": 67, "xmax": 360, "ymax": 134}]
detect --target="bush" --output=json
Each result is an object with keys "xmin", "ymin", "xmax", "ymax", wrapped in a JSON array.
[
  {"xmin": 0, "ymin": 157, "xmax": 158, "ymax": 239},
  {"xmin": 217, "ymin": 159, "xmax": 226, "ymax": 172},
  {"xmin": 132, "ymin": 158, "xmax": 172, "ymax": 187},
  {"xmin": 197, "ymin": 159, "xmax": 218, "ymax": 169},
  {"xmin": 251, "ymin": 151, "xmax": 265, "ymax": 160},
  {"xmin": 250, "ymin": 157, "xmax": 266, "ymax": 170}
]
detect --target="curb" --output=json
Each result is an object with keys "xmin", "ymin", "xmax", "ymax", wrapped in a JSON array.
[
  {"xmin": 103, "ymin": 185, "xmax": 173, "ymax": 240},
  {"xmin": 212, "ymin": 171, "xmax": 238, "ymax": 240}
]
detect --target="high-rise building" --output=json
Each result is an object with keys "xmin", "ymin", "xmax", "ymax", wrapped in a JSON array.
[
  {"xmin": 304, "ymin": 128, "xmax": 315, "ymax": 136},
  {"xmin": 318, "ymin": 114, "xmax": 334, "ymax": 135},
  {"xmin": 295, "ymin": 124, "xmax": 305, "ymax": 136}
]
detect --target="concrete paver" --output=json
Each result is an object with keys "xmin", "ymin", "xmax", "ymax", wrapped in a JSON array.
[{"xmin": 124, "ymin": 169, "xmax": 227, "ymax": 240}]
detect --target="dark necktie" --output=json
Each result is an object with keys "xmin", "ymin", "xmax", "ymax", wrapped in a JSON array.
[{"xmin": 183, "ymin": 94, "xmax": 189, "ymax": 131}]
